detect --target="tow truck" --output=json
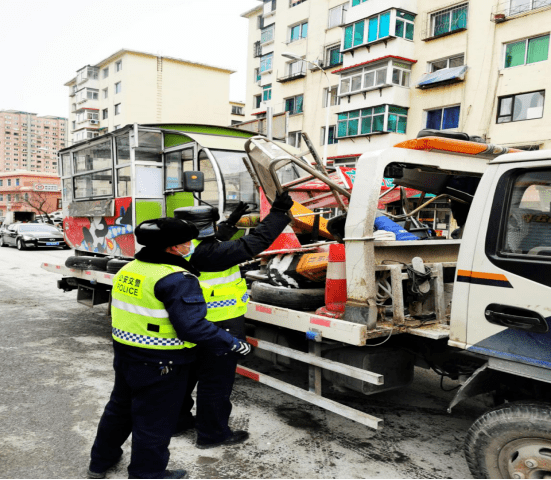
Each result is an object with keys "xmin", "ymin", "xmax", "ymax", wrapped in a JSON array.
[{"xmin": 43, "ymin": 125, "xmax": 551, "ymax": 478}]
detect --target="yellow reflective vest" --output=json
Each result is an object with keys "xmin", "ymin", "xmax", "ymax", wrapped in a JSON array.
[
  {"xmin": 192, "ymin": 239, "xmax": 250, "ymax": 322},
  {"xmin": 111, "ymin": 260, "xmax": 197, "ymax": 350}
]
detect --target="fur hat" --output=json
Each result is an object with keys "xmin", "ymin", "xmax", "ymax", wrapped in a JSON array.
[{"xmin": 135, "ymin": 217, "xmax": 199, "ymax": 248}]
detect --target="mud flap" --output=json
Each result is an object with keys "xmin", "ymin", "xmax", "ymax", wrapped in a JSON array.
[{"xmin": 447, "ymin": 363, "xmax": 498, "ymax": 413}]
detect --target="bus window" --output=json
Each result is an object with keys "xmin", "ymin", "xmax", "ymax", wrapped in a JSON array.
[
  {"xmin": 61, "ymin": 154, "xmax": 72, "ymax": 176},
  {"xmin": 73, "ymin": 140, "xmax": 113, "ymax": 199},
  {"xmin": 165, "ymin": 148, "xmax": 194, "ymax": 190},
  {"xmin": 62, "ymin": 178, "xmax": 73, "ymax": 204},
  {"xmin": 74, "ymin": 140, "xmax": 111, "ymax": 173},
  {"xmin": 199, "ymin": 150, "xmax": 220, "ymax": 208},
  {"xmin": 117, "ymin": 166, "xmax": 132, "ymax": 197},
  {"xmin": 209, "ymin": 149, "xmax": 259, "ymax": 212},
  {"xmin": 116, "ymin": 135, "xmax": 131, "ymax": 165},
  {"xmin": 135, "ymin": 131, "xmax": 162, "ymax": 162}
]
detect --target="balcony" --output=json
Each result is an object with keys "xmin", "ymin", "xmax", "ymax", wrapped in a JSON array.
[
  {"xmin": 261, "ymin": 25, "xmax": 275, "ymax": 45},
  {"xmin": 491, "ymin": 0, "xmax": 551, "ymax": 22},
  {"xmin": 277, "ymin": 65, "xmax": 307, "ymax": 83}
]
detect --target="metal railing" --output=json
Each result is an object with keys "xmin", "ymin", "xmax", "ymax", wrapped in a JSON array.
[{"xmin": 492, "ymin": 0, "xmax": 551, "ymax": 21}]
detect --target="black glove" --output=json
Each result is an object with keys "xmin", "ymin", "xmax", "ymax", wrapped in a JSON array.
[
  {"xmin": 271, "ymin": 191, "xmax": 294, "ymax": 212},
  {"xmin": 226, "ymin": 202, "xmax": 251, "ymax": 226},
  {"xmin": 215, "ymin": 222, "xmax": 239, "ymax": 241},
  {"xmin": 230, "ymin": 338, "xmax": 252, "ymax": 356}
]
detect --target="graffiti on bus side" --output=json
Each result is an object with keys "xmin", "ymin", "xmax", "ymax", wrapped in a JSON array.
[{"xmin": 63, "ymin": 197, "xmax": 135, "ymax": 257}]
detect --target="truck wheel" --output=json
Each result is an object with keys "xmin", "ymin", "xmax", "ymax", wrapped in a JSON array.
[
  {"xmin": 251, "ymin": 281, "xmax": 325, "ymax": 311},
  {"xmin": 16, "ymin": 239, "xmax": 25, "ymax": 251},
  {"xmin": 464, "ymin": 402, "xmax": 551, "ymax": 479},
  {"xmin": 65, "ymin": 255, "xmax": 109, "ymax": 271}
]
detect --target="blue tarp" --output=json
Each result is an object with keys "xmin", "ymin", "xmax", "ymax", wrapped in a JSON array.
[{"xmin": 417, "ymin": 65, "xmax": 468, "ymax": 89}]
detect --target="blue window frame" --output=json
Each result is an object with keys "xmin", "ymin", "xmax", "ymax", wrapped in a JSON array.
[{"xmin": 426, "ymin": 106, "xmax": 461, "ymax": 130}]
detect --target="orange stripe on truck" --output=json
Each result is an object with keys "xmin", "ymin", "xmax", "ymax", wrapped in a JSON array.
[{"xmin": 457, "ymin": 270, "xmax": 509, "ymax": 281}]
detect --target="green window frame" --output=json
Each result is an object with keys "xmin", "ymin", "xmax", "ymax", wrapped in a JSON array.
[
  {"xmin": 336, "ymin": 105, "xmax": 408, "ymax": 138},
  {"xmin": 504, "ymin": 35, "xmax": 549, "ymax": 69},
  {"xmin": 395, "ymin": 11, "xmax": 415, "ymax": 40},
  {"xmin": 263, "ymin": 84, "xmax": 272, "ymax": 102}
]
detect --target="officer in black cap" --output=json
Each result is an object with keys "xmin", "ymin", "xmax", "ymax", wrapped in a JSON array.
[
  {"xmin": 87, "ymin": 217, "xmax": 251, "ymax": 480},
  {"xmin": 173, "ymin": 191, "xmax": 294, "ymax": 449}
]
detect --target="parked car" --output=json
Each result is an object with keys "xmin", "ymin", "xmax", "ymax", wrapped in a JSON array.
[{"xmin": 0, "ymin": 223, "xmax": 67, "ymax": 250}]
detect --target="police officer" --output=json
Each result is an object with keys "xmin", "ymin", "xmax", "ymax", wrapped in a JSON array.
[
  {"xmin": 87, "ymin": 217, "xmax": 251, "ymax": 479},
  {"xmin": 173, "ymin": 191, "xmax": 294, "ymax": 448}
]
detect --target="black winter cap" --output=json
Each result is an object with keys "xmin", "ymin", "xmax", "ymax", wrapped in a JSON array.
[{"xmin": 135, "ymin": 217, "xmax": 199, "ymax": 248}]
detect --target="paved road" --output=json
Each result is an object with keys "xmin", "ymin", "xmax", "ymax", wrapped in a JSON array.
[{"xmin": 0, "ymin": 246, "xmax": 487, "ymax": 479}]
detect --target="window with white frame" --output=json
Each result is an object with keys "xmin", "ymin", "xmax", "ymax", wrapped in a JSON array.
[
  {"xmin": 115, "ymin": 60, "xmax": 122, "ymax": 72},
  {"xmin": 508, "ymin": 0, "xmax": 551, "ymax": 16},
  {"xmin": 263, "ymin": 0, "xmax": 276, "ymax": 16},
  {"xmin": 288, "ymin": 131, "xmax": 301, "ymax": 148},
  {"xmin": 339, "ymin": 63, "xmax": 388, "ymax": 95},
  {"xmin": 497, "ymin": 91, "xmax": 544, "ymax": 123},
  {"xmin": 290, "ymin": 0, "xmax": 306, "ymax": 7},
  {"xmin": 86, "ymin": 89, "xmax": 99, "ymax": 100},
  {"xmin": 395, "ymin": 11, "xmax": 415, "ymax": 41},
  {"xmin": 328, "ymin": 4, "xmax": 347, "ymax": 28},
  {"xmin": 429, "ymin": 54, "xmax": 465, "ymax": 72},
  {"xmin": 115, "ymin": 104, "xmax": 121, "ymax": 115},
  {"xmin": 263, "ymin": 84, "xmax": 272, "ymax": 101},
  {"xmin": 261, "ymin": 24, "xmax": 275, "ymax": 44},
  {"xmin": 115, "ymin": 82, "xmax": 122, "ymax": 94},
  {"xmin": 321, "ymin": 125, "xmax": 338, "ymax": 145},
  {"xmin": 430, "ymin": 4, "xmax": 468, "ymax": 37},
  {"xmin": 325, "ymin": 45, "xmax": 343, "ymax": 67},
  {"xmin": 231, "ymin": 105, "xmax": 244, "ymax": 115},
  {"xmin": 504, "ymin": 35, "xmax": 549, "ymax": 68},
  {"xmin": 285, "ymin": 95, "xmax": 304, "ymax": 115},
  {"xmin": 391, "ymin": 61, "xmax": 411, "ymax": 87},
  {"xmin": 426, "ymin": 105, "xmax": 461, "ymax": 130},
  {"xmin": 102, "ymin": 108, "xmax": 108, "ymax": 120},
  {"xmin": 288, "ymin": 60, "xmax": 306, "ymax": 77},
  {"xmin": 103, "ymin": 88, "xmax": 108, "ymax": 99},
  {"xmin": 254, "ymin": 68, "xmax": 261, "ymax": 83},
  {"xmin": 343, "ymin": 11, "xmax": 391, "ymax": 50},
  {"xmin": 102, "ymin": 67, "xmax": 109, "ymax": 78},
  {"xmin": 260, "ymin": 53, "xmax": 273, "ymax": 73},
  {"xmin": 323, "ymin": 86, "xmax": 340, "ymax": 107},
  {"xmin": 289, "ymin": 21, "xmax": 308, "ymax": 42}
]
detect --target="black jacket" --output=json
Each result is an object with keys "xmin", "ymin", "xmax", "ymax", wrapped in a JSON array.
[
  {"xmin": 190, "ymin": 209, "xmax": 291, "ymax": 272},
  {"xmin": 113, "ymin": 248, "xmax": 235, "ymax": 364}
]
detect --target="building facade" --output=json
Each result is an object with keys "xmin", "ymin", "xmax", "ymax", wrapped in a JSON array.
[
  {"xmin": 0, "ymin": 171, "xmax": 61, "ymax": 219},
  {"xmin": 0, "ymin": 111, "xmax": 67, "ymax": 173},
  {"xmin": 242, "ymin": 0, "xmax": 551, "ymax": 166},
  {"xmin": 65, "ymin": 49, "xmax": 236, "ymax": 145}
]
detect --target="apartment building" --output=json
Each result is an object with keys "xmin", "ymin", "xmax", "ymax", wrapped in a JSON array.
[
  {"xmin": 65, "ymin": 49, "xmax": 236, "ymax": 145},
  {"xmin": 243, "ymin": 0, "xmax": 551, "ymax": 166},
  {"xmin": 0, "ymin": 171, "xmax": 61, "ymax": 218},
  {"xmin": 0, "ymin": 110, "xmax": 67, "ymax": 173},
  {"xmin": 242, "ymin": 0, "xmax": 347, "ymax": 160},
  {"xmin": 230, "ymin": 100, "xmax": 246, "ymax": 125}
]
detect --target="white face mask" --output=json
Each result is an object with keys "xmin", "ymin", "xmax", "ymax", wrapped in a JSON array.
[{"xmin": 181, "ymin": 241, "xmax": 195, "ymax": 259}]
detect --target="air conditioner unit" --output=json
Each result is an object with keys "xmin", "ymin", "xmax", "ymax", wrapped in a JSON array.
[{"xmin": 89, "ymin": 120, "xmax": 98, "ymax": 125}]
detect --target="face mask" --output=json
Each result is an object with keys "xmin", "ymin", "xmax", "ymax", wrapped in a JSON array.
[{"xmin": 180, "ymin": 241, "xmax": 195, "ymax": 259}]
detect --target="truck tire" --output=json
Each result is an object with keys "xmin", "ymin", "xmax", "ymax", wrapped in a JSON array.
[
  {"xmin": 251, "ymin": 281, "xmax": 325, "ymax": 311},
  {"xmin": 106, "ymin": 259, "xmax": 130, "ymax": 274},
  {"xmin": 65, "ymin": 255, "xmax": 109, "ymax": 271},
  {"xmin": 464, "ymin": 401, "xmax": 551, "ymax": 479}
]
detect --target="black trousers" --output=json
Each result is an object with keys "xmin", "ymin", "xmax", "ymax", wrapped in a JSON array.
[
  {"xmin": 90, "ymin": 353, "xmax": 189, "ymax": 479},
  {"xmin": 177, "ymin": 315, "xmax": 245, "ymax": 443}
]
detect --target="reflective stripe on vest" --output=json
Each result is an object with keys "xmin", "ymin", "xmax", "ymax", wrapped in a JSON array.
[
  {"xmin": 192, "ymin": 239, "xmax": 250, "ymax": 322},
  {"xmin": 111, "ymin": 260, "xmax": 197, "ymax": 350}
]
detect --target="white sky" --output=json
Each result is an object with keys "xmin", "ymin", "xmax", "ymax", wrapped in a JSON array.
[{"xmin": 0, "ymin": 0, "xmax": 259, "ymax": 118}]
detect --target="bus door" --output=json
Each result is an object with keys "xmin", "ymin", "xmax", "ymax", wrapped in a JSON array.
[{"xmin": 164, "ymin": 144, "xmax": 197, "ymax": 216}]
